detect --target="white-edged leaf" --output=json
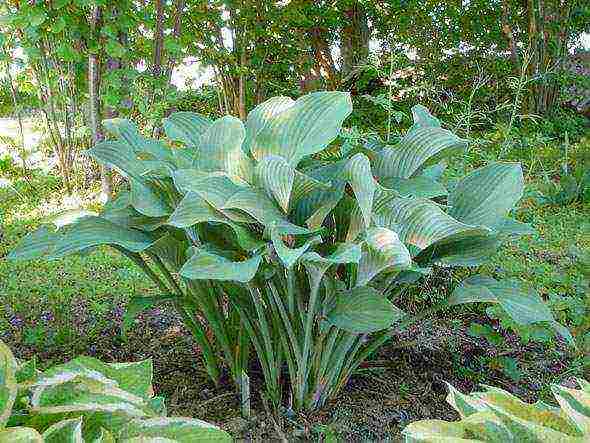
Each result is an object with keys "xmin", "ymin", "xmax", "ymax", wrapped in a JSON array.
[
  {"xmin": 42, "ymin": 418, "xmax": 84, "ymax": 443},
  {"xmin": 118, "ymin": 417, "xmax": 232, "ymax": 442},
  {"xmin": 0, "ymin": 427, "xmax": 43, "ymax": 442},
  {"xmin": 0, "ymin": 340, "xmax": 17, "ymax": 428}
]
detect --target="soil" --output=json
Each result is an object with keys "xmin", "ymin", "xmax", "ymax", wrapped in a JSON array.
[{"xmin": 2, "ymin": 301, "xmax": 577, "ymax": 442}]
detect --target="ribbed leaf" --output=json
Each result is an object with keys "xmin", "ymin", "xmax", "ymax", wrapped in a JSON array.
[
  {"xmin": 103, "ymin": 118, "xmax": 174, "ymax": 163},
  {"xmin": 8, "ymin": 217, "xmax": 157, "ymax": 261},
  {"xmin": 415, "ymin": 234, "xmax": 501, "ymax": 267},
  {"xmin": 449, "ymin": 276, "xmax": 573, "ymax": 345},
  {"xmin": 256, "ymin": 155, "xmax": 294, "ymax": 212},
  {"xmin": 551, "ymin": 384, "xmax": 590, "ymax": 435},
  {"xmin": 344, "ymin": 153, "xmax": 376, "ymax": 228},
  {"xmin": 0, "ymin": 340, "xmax": 17, "ymax": 428},
  {"xmin": 180, "ymin": 249, "xmax": 262, "ymax": 282},
  {"xmin": 301, "ymin": 243, "xmax": 362, "ymax": 286},
  {"xmin": 249, "ymin": 91, "xmax": 352, "ymax": 166},
  {"xmin": 168, "ymin": 192, "xmax": 263, "ymax": 251},
  {"xmin": 373, "ymin": 127, "xmax": 467, "ymax": 179},
  {"xmin": 380, "ymin": 176, "xmax": 447, "ymax": 199},
  {"xmin": 42, "ymin": 418, "xmax": 83, "ymax": 443},
  {"xmin": 118, "ymin": 417, "xmax": 232, "ymax": 442},
  {"xmin": 357, "ymin": 227, "xmax": 411, "ymax": 286},
  {"xmin": 244, "ymin": 96, "xmax": 295, "ymax": 154},
  {"xmin": 326, "ymin": 287, "xmax": 402, "ymax": 333},
  {"xmin": 409, "ymin": 104, "xmax": 441, "ymax": 130},
  {"xmin": 373, "ymin": 198, "xmax": 489, "ymax": 255},
  {"xmin": 449, "ymin": 162, "xmax": 524, "ymax": 230},
  {"xmin": 271, "ymin": 228, "xmax": 319, "ymax": 269},
  {"xmin": 163, "ymin": 112, "xmax": 213, "ymax": 147},
  {"xmin": 194, "ymin": 115, "xmax": 253, "ymax": 182}
]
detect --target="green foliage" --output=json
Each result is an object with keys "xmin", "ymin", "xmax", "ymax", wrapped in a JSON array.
[
  {"xmin": 0, "ymin": 339, "xmax": 231, "ymax": 442},
  {"xmin": 9, "ymin": 93, "xmax": 569, "ymax": 412},
  {"xmin": 403, "ymin": 378, "xmax": 590, "ymax": 442}
]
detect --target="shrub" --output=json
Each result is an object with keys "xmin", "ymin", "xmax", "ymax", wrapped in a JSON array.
[
  {"xmin": 0, "ymin": 339, "xmax": 230, "ymax": 441},
  {"xmin": 402, "ymin": 378, "xmax": 590, "ymax": 441},
  {"xmin": 9, "ymin": 92, "xmax": 571, "ymax": 411}
]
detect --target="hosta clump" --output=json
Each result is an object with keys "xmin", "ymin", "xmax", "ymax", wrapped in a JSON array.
[
  {"xmin": 403, "ymin": 378, "xmax": 590, "ymax": 442},
  {"xmin": 10, "ymin": 92, "xmax": 571, "ymax": 411},
  {"xmin": 0, "ymin": 339, "xmax": 230, "ymax": 442}
]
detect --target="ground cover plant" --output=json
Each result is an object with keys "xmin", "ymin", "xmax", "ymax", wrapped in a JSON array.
[
  {"xmin": 7, "ymin": 92, "xmax": 574, "ymax": 416},
  {"xmin": 0, "ymin": 338, "xmax": 230, "ymax": 442}
]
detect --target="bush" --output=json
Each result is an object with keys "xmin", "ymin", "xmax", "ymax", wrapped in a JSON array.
[
  {"xmin": 0, "ymin": 339, "xmax": 231, "ymax": 441},
  {"xmin": 9, "ymin": 92, "xmax": 571, "ymax": 411}
]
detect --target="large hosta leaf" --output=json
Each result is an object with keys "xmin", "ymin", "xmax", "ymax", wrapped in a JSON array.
[
  {"xmin": 244, "ymin": 96, "xmax": 295, "ymax": 154},
  {"xmin": 449, "ymin": 275, "xmax": 573, "ymax": 345},
  {"xmin": 0, "ymin": 340, "xmax": 17, "ymax": 428},
  {"xmin": 194, "ymin": 115, "xmax": 253, "ymax": 182},
  {"xmin": 357, "ymin": 227, "xmax": 411, "ymax": 286},
  {"xmin": 343, "ymin": 153, "xmax": 376, "ymax": 228},
  {"xmin": 373, "ymin": 198, "xmax": 489, "ymax": 255},
  {"xmin": 409, "ymin": 104, "xmax": 441, "ymax": 130},
  {"xmin": 8, "ymin": 217, "xmax": 157, "ymax": 261},
  {"xmin": 249, "ymin": 91, "xmax": 352, "ymax": 166},
  {"xmin": 380, "ymin": 176, "xmax": 447, "ymax": 199},
  {"xmin": 373, "ymin": 126, "xmax": 466, "ymax": 179},
  {"xmin": 119, "ymin": 417, "xmax": 231, "ymax": 442},
  {"xmin": 256, "ymin": 155, "xmax": 294, "ymax": 212},
  {"xmin": 162, "ymin": 112, "xmax": 213, "ymax": 148},
  {"xmin": 180, "ymin": 249, "xmax": 262, "ymax": 282},
  {"xmin": 103, "ymin": 118, "xmax": 174, "ymax": 163},
  {"xmin": 448, "ymin": 162, "xmax": 524, "ymax": 230},
  {"xmin": 326, "ymin": 287, "xmax": 403, "ymax": 333},
  {"xmin": 168, "ymin": 192, "xmax": 263, "ymax": 251}
]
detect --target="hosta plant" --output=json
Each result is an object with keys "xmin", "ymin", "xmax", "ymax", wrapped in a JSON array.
[
  {"xmin": 402, "ymin": 378, "xmax": 590, "ymax": 442},
  {"xmin": 9, "ymin": 92, "xmax": 570, "ymax": 411},
  {"xmin": 0, "ymin": 339, "xmax": 230, "ymax": 442}
]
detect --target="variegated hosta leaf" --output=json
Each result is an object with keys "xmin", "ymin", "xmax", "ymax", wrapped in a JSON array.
[
  {"xmin": 403, "ymin": 380, "xmax": 590, "ymax": 442},
  {"xmin": 180, "ymin": 249, "xmax": 262, "ymax": 282},
  {"xmin": 357, "ymin": 227, "xmax": 411, "ymax": 287},
  {"xmin": 42, "ymin": 417, "xmax": 83, "ymax": 443},
  {"xmin": 449, "ymin": 275, "xmax": 573, "ymax": 345},
  {"xmin": 0, "ymin": 427, "xmax": 43, "ymax": 442},
  {"xmin": 162, "ymin": 111, "xmax": 213, "ymax": 148},
  {"xmin": 373, "ymin": 197, "xmax": 489, "ymax": 256},
  {"xmin": 244, "ymin": 96, "xmax": 295, "ymax": 154},
  {"xmin": 551, "ymin": 384, "xmax": 590, "ymax": 435},
  {"xmin": 249, "ymin": 91, "xmax": 352, "ymax": 166},
  {"xmin": 194, "ymin": 115, "xmax": 254, "ymax": 182},
  {"xmin": 326, "ymin": 286, "xmax": 403, "ymax": 333},
  {"xmin": 373, "ymin": 126, "xmax": 467, "ymax": 179},
  {"xmin": 0, "ymin": 340, "xmax": 17, "ymax": 428},
  {"xmin": 118, "ymin": 417, "xmax": 232, "ymax": 442},
  {"xmin": 168, "ymin": 192, "xmax": 263, "ymax": 251},
  {"xmin": 8, "ymin": 217, "xmax": 157, "ymax": 261},
  {"xmin": 448, "ymin": 162, "xmax": 524, "ymax": 230}
]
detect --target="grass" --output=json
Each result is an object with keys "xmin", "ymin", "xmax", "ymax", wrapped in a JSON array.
[{"xmin": 0, "ymin": 126, "xmax": 589, "ymax": 439}]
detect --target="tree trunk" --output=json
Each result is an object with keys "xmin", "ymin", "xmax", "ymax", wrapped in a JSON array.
[
  {"xmin": 89, "ymin": 5, "xmax": 111, "ymax": 200},
  {"xmin": 340, "ymin": 1, "xmax": 370, "ymax": 79},
  {"xmin": 309, "ymin": 26, "xmax": 338, "ymax": 90},
  {"xmin": 501, "ymin": 0, "xmax": 519, "ymax": 74},
  {"xmin": 152, "ymin": 0, "xmax": 165, "ymax": 78}
]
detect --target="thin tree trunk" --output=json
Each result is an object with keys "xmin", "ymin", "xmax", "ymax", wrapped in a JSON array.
[
  {"xmin": 501, "ymin": 0, "xmax": 520, "ymax": 74},
  {"xmin": 89, "ymin": 5, "xmax": 111, "ymax": 200},
  {"xmin": 152, "ymin": 0, "xmax": 165, "ymax": 78}
]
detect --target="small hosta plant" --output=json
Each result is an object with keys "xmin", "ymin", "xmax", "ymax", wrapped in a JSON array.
[
  {"xmin": 402, "ymin": 378, "xmax": 590, "ymax": 442},
  {"xmin": 10, "ymin": 92, "xmax": 571, "ymax": 411},
  {"xmin": 0, "ymin": 339, "xmax": 231, "ymax": 442}
]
